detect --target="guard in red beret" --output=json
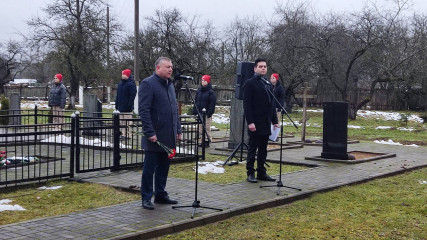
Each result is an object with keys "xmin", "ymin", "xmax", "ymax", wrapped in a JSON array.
[
  {"xmin": 116, "ymin": 69, "xmax": 137, "ymax": 140},
  {"xmin": 192, "ymin": 74, "xmax": 216, "ymax": 147},
  {"xmin": 48, "ymin": 73, "xmax": 67, "ymax": 129}
]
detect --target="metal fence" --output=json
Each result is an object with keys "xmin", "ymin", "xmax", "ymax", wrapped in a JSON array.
[{"xmin": 0, "ymin": 108, "xmax": 200, "ymax": 188}]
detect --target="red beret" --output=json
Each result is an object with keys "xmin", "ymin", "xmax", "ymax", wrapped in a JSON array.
[
  {"xmin": 271, "ymin": 73, "xmax": 279, "ymax": 81},
  {"xmin": 202, "ymin": 75, "xmax": 211, "ymax": 83},
  {"xmin": 55, "ymin": 74, "xmax": 63, "ymax": 81},
  {"xmin": 122, "ymin": 69, "xmax": 131, "ymax": 77}
]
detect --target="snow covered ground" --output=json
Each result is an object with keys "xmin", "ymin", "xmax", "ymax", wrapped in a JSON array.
[
  {"xmin": 0, "ymin": 199, "xmax": 25, "ymax": 212},
  {"xmin": 357, "ymin": 110, "xmax": 424, "ymax": 123},
  {"xmin": 374, "ymin": 139, "xmax": 419, "ymax": 147},
  {"xmin": 196, "ymin": 161, "xmax": 225, "ymax": 174},
  {"xmin": 298, "ymin": 109, "xmax": 424, "ymax": 123}
]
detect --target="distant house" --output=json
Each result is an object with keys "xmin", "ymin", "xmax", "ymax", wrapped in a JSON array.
[{"xmin": 10, "ymin": 79, "xmax": 39, "ymax": 85}]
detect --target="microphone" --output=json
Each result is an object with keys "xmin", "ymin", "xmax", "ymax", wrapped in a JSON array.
[
  {"xmin": 176, "ymin": 75, "xmax": 194, "ymax": 80},
  {"xmin": 261, "ymin": 77, "xmax": 271, "ymax": 85}
]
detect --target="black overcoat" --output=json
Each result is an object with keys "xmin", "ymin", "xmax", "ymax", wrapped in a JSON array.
[
  {"xmin": 192, "ymin": 83, "xmax": 217, "ymax": 117},
  {"xmin": 115, "ymin": 75, "xmax": 137, "ymax": 112},
  {"xmin": 138, "ymin": 73, "xmax": 182, "ymax": 152},
  {"xmin": 243, "ymin": 74, "xmax": 278, "ymax": 136}
]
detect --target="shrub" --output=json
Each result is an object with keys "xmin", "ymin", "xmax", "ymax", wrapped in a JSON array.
[
  {"xmin": 0, "ymin": 95, "xmax": 10, "ymax": 125},
  {"xmin": 420, "ymin": 113, "xmax": 427, "ymax": 124},
  {"xmin": 399, "ymin": 113, "xmax": 410, "ymax": 126}
]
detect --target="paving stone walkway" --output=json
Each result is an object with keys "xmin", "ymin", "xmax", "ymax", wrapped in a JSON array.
[{"xmin": 0, "ymin": 133, "xmax": 426, "ymax": 239}]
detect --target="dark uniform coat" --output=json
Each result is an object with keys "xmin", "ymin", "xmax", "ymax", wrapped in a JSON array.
[
  {"xmin": 138, "ymin": 73, "xmax": 182, "ymax": 152},
  {"xmin": 192, "ymin": 83, "xmax": 216, "ymax": 118},
  {"xmin": 115, "ymin": 75, "xmax": 137, "ymax": 112},
  {"xmin": 243, "ymin": 74, "xmax": 278, "ymax": 136}
]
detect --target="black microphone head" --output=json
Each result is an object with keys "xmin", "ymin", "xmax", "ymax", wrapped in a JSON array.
[{"xmin": 179, "ymin": 75, "xmax": 194, "ymax": 80}]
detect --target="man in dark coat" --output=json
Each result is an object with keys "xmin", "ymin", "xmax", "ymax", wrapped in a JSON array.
[
  {"xmin": 192, "ymin": 74, "xmax": 216, "ymax": 147},
  {"xmin": 270, "ymin": 73, "xmax": 286, "ymax": 122},
  {"xmin": 138, "ymin": 57, "xmax": 182, "ymax": 210},
  {"xmin": 115, "ymin": 69, "xmax": 137, "ymax": 139},
  {"xmin": 243, "ymin": 58, "xmax": 279, "ymax": 183},
  {"xmin": 48, "ymin": 73, "xmax": 67, "ymax": 130}
]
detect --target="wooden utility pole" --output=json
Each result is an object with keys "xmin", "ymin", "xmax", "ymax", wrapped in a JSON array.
[{"xmin": 134, "ymin": 0, "xmax": 139, "ymax": 84}]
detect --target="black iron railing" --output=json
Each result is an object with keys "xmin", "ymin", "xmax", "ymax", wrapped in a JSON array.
[{"xmin": 0, "ymin": 107, "xmax": 200, "ymax": 188}]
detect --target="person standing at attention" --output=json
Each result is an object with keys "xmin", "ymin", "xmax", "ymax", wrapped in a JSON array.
[
  {"xmin": 48, "ymin": 73, "xmax": 66, "ymax": 130},
  {"xmin": 270, "ymin": 73, "xmax": 285, "ymax": 124},
  {"xmin": 243, "ymin": 58, "xmax": 279, "ymax": 183},
  {"xmin": 138, "ymin": 57, "xmax": 182, "ymax": 210},
  {"xmin": 192, "ymin": 74, "xmax": 217, "ymax": 148},
  {"xmin": 115, "ymin": 69, "xmax": 137, "ymax": 140}
]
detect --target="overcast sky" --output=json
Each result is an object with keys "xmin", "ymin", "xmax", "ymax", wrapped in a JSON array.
[{"xmin": 1, "ymin": 0, "xmax": 427, "ymax": 42}]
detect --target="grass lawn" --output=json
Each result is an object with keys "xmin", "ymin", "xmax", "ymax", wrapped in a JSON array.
[
  {"xmin": 170, "ymin": 154, "xmax": 306, "ymax": 184},
  {"xmin": 277, "ymin": 109, "xmax": 427, "ymax": 145},
  {"xmin": 161, "ymin": 167, "xmax": 427, "ymax": 239},
  {"xmin": 0, "ymin": 180, "xmax": 140, "ymax": 225}
]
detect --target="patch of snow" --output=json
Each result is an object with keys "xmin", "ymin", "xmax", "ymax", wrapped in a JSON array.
[
  {"xmin": 358, "ymin": 110, "xmax": 423, "ymax": 123},
  {"xmin": 296, "ymin": 109, "xmax": 323, "ymax": 113},
  {"xmin": 196, "ymin": 161, "xmax": 225, "ymax": 174},
  {"xmin": 38, "ymin": 186, "xmax": 62, "ymax": 190},
  {"xmin": 348, "ymin": 125, "xmax": 363, "ymax": 129},
  {"xmin": 212, "ymin": 113, "xmax": 229, "ymax": 124},
  {"xmin": 376, "ymin": 126, "xmax": 392, "ymax": 130},
  {"xmin": 41, "ymin": 135, "xmax": 130, "ymax": 148},
  {"xmin": 177, "ymin": 146, "xmax": 194, "ymax": 155},
  {"xmin": 419, "ymin": 180, "xmax": 427, "ymax": 184},
  {"xmin": 21, "ymin": 101, "xmax": 49, "ymax": 109},
  {"xmin": 397, "ymin": 127, "xmax": 415, "ymax": 131},
  {"xmin": 374, "ymin": 139, "xmax": 419, "ymax": 147},
  {"xmin": 282, "ymin": 121, "xmax": 301, "ymax": 126},
  {"xmin": 102, "ymin": 104, "xmax": 116, "ymax": 110},
  {"xmin": 406, "ymin": 144, "xmax": 419, "ymax": 147},
  {"xmin": 374, "ymin": 139, "xmax": 403, "ymax": 145},
  {"xmin": 0, "ymin": 199, "xmax": 25, "ymax": 212}
]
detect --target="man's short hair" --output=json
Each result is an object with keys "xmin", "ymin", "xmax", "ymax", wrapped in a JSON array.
[
  {"xmin": 155, "ymin": 57, "xmax": 172, "ymax": 68},
  {"xmin": 254, "ymin": 58, "xmax": 267, "ymax": 67}
]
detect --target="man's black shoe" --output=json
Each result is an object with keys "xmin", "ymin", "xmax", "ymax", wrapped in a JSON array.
[
  {"xmin": 246, "ymin": 174, "xmax": 258, "ymax": 183},
  {"xmin": 142, "ymin": 200, "xmax": 154, "ymax": 210},
  {"xmin": 154, "ymin": 196, "xmax": 178, "ymax": 204},
  {"xmin": 257, "ymin": 174, "xmax": 276, "ymax": 182}
]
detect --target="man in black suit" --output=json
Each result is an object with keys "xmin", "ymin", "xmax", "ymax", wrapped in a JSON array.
[{"xmin": 243, "ymin": 58, "xmax": 279, "ymax": 183}]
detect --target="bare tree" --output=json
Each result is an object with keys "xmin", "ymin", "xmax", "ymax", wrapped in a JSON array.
[
  {"xmin": 223, "ymin": 17, "xmax": 267, "ymax": 63},
  {"xmin": 0, "ymin": 41, "xmax": 27, "ymax": 94},
  {"xmin": 27, "ymin": 0, "xmax": 119, "ymax": 108},
  {"xmin": 267, "ymin": 2, "xmax": 318, "ymax": 109},
  {"xmin": 312, "ymin": 0, "xmax": 414, "ymax": 119}
]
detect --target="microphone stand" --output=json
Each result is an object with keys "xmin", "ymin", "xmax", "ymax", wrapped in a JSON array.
[
  {"xmin": 172, "ymin": 80, "xmax": 222, "ymax": 218},
  {"xmin": 259, "ymin": 78, "xmax": 301, "ymax": 195},
  {"xmin": 222, "ymin": 112, "xmax": 248, "ymax": 166}
]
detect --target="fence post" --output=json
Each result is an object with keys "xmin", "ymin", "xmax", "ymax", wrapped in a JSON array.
[
  {"xmin": 75, "ymin": 111, "xmax": 80, "ymax": 173},
  {"xmin": 70, "ymin": 112, "xmax": 76, "ymax": 178},
  {"xmin": 34, "ymin": 105, "xmax": 38, "ymax": 143},
  {"xmin": 34, "ymin": 105, "xmax": 38, "ymax": 125},
  {"xmin": 112, "ymin": 110, "xmax": 121, "ymax": 171}
]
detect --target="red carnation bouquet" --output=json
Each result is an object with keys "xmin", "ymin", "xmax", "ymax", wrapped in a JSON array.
[
  {"xmin": 134, "ymin": 131, "xmax": 176, "ymax": 159},
  {"xmin": 0, "ymin": 150, "xmax": 8, "ymax": 166},
  {"xmin": 156, "ymin": 141, "xmax": 176, "ymax": 159}
]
